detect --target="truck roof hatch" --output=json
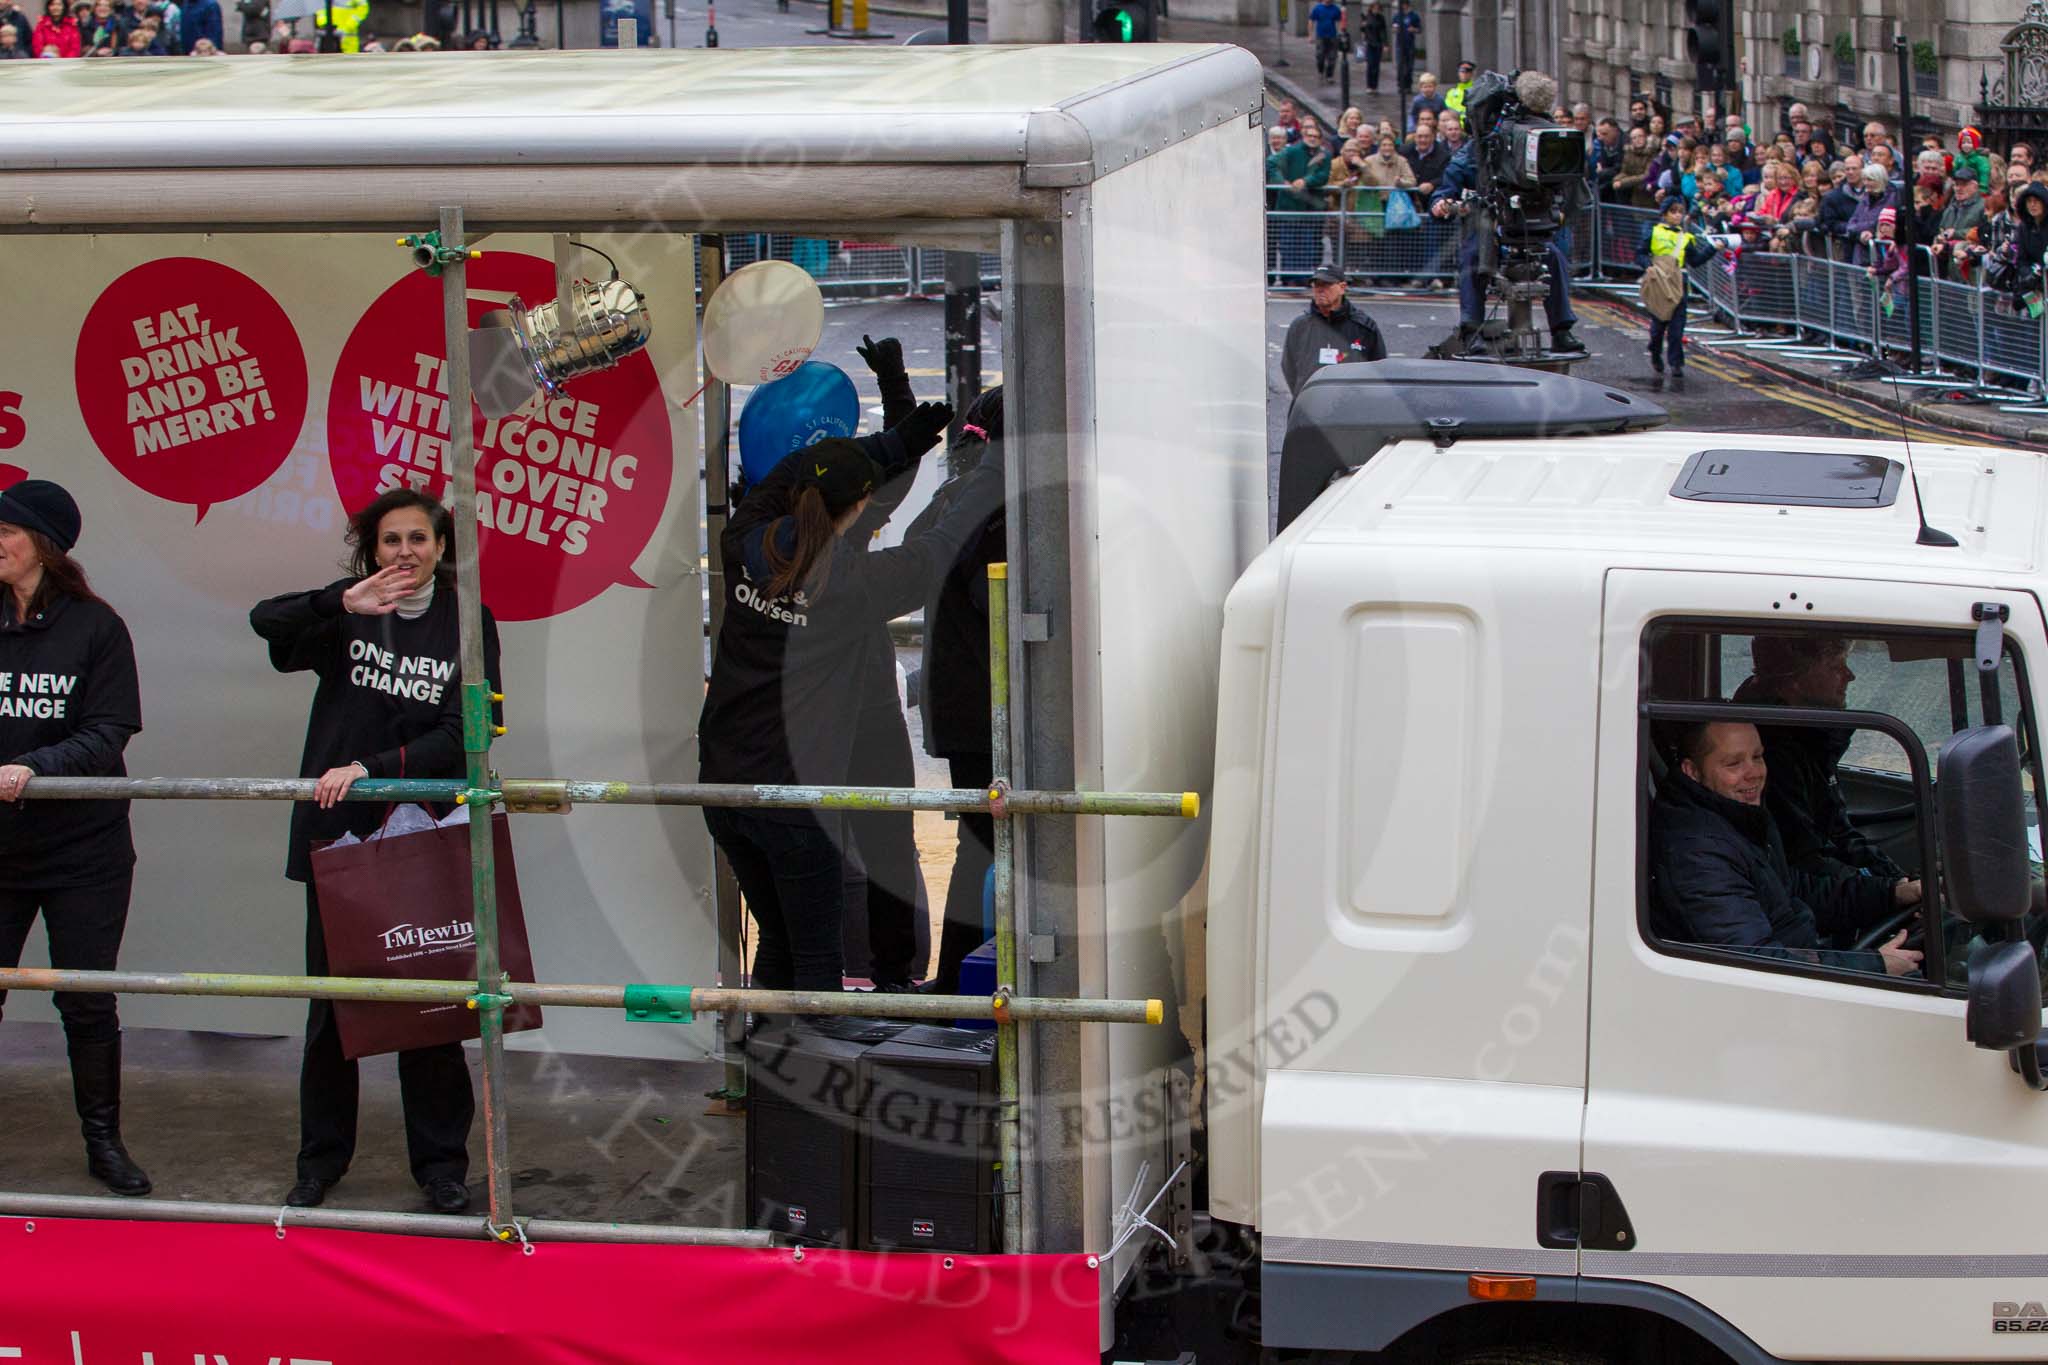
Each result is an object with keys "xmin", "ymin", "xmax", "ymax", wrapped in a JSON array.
[
  {"xmin": 1277, "ymin": 359, "xmax": 1668, "ymax": 531},
  {"xmin": 1671, "ymin": 448, "xmax": 1904, "ymax": 508}
]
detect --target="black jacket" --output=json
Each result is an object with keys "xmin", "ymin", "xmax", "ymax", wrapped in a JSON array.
[
  {"xmin": 1818, "ymin": 183, "xmax": 1861, "ymax": 240},
  {"xmin": 1281, "ymin": 298, "xmax": 1387, "ymax": 395},
  {"xmin": 1360, "ymin": 7, "xmax": 1385, "ymax": 44},
  {"xmin": 2012, "ymin": 185, "xmax": 2048, "ymax": 271},
  {"xmin": 908, "ymin": 455, "xmax": 1006, "ymax": 760},
  {"xmin": 249, "ymin": 579, "xmax": 501, "ymax": 882},
  {"xmin": 1402, "ymin": 139, "xmax": 1450, "ymax": 190},
  {"xmin": 1651, "ymin": 770, "xmax": 1896, "ymax": 973},
  {"xmin": 1730, "ymin": 680, "xmax": 1905, "ymax": 883},
  {"xmin": 0, "ymin": 592, "xmax": 140, "ymax": 888},
  {"xmin": 698, "ymin": 422, "xmax": 998, "ymax": 807}
]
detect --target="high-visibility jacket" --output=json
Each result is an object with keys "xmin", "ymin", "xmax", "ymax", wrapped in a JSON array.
[
  {"xmin": 323, "ymin": 0, "xmax": 367, "ymax": 51},
  {"xmin": 1443, "ymin": 80, "xmax": 1472, "ymax": 121}
]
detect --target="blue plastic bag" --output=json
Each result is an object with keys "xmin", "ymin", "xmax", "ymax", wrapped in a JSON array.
[{"xmin": 1384, "ymin": 188, "xmax": 1420, "ymax": 231}]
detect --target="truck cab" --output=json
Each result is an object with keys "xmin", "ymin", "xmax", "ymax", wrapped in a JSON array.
[{"xmin": 1206, "ymin": 396, "xmax": 2048, "ymax": 1362}]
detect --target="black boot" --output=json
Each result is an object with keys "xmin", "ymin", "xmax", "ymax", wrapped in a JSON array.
[{"xmin": 70, "ymin": 1035, "xmax": 152, "ymax": 1196}]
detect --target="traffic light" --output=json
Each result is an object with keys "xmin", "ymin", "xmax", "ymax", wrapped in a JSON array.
[
  {"xmin": 1092, "ymin": 0, "xmax": 1155, "ymax": 41},
  {"xmin": 1685, "ymin": 0, "xmax": 1730, "ymax": 90}
]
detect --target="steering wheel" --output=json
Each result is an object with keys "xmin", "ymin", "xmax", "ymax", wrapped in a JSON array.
[{"xmin": 1851, "ymin": 900, "xmax": 1921, "ymax": 951}]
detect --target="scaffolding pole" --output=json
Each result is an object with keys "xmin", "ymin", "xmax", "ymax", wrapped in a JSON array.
[
  {"xmin": 989, "ymin": 562, "xmax": 1023, "ymax": 1254},
  {"xmin": 0, "ymin": 1193, "xmax": 775, "ymax": 1249},
  {"xmin": 0, "ymin": 966, "xmax": 1165, "ymax": 1024},
  {"xmin": 10, "ymin": 776, "xmax": 1198, "ymax": 819},
  {"xmin": 438, "ymin": 204, "xmax": 515, "ymax": 1232}
]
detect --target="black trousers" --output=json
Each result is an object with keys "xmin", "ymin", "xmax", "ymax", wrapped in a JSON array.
[
  {"xmin": 0, "ymin": 869, "xmax": 133, "ymax": 1045},
  {"xmin": 706, "ymin": 806, "xmax": 847, "ymax": 993},
  {"xmin": 1649, "ymin": 301, "xmax": 1688, "ymax": 371},
  {"xmin": 298, "ymin": 884, "xmax": 473, "ymax": 1186},
  {"xmin": 843, "ymin": 693, "xmax": 922, "ymax": 983},
  {"xmin": 1364, "ymin": 42, "xmax": 1381, "ymax": 90},
  {"xmin": 931, "ymin": 753, "xmax": 995, "ymax": 995},
  {"xmin": 1314, "ymin": 33, "xmax": 1339, "ymax": 77}
]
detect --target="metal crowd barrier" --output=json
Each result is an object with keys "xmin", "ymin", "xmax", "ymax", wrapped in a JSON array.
[
  {"xmin": 1685, "ymin": 238, "xmax": 2048, "ymax": 396},
  {"xmin": 694, "ymin": 234, "xmax": 1003, "ymax": 300}
]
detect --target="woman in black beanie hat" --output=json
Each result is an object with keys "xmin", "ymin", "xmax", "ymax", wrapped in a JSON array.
[{"xmin": 0, "ymin": 477, "xmax": 152, "ymax": 1196}]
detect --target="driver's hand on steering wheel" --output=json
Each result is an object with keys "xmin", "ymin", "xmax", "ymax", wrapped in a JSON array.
[
  {"xmin": 1892, "ymin": 877, "xmax": 1923, "ymax": 908},
  {"xmin": 1878, "ymin": 929, "xmax": 1923, "ymax": 977}
]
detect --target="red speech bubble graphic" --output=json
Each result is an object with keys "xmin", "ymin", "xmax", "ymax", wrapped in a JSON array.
[
  {"xmin": 74, "ymin": 258, "xmax": 309, "ymax": 521},
  {"xmin": 0, "ymin": 463, "xmax": 27, "ymax": 489},
  {"xmin": 327, "ymin": 254, "xmax": 672, "ymax": 623},
  {"xmin": 0, "ymin": 392, "xmax": 24, "ymax": 451}
]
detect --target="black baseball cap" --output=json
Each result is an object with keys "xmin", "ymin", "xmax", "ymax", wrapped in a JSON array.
[
  {"xmin": 1311, "ymin": 264, "xmax": 1347, "ymax": 285},
  {"xmin": 793, "ymin": 438, "xmax": 882, "ymax": 515}
]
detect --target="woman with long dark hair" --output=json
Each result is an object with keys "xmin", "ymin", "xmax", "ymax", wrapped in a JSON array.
[
  {"xmin": 907, "ymin": 388, "xmax": 1007, "ymax": 993},
  {"xmin": 697, "ymin": 391, "xmax": 1001, "ymax": 995},
  {"xmin": 249, "ymin": 488, "xmax": 501, "ymax": 1214},
  {"xmin": 0, "ymin": 479, "xmax": 150, "ymax": 1195}
]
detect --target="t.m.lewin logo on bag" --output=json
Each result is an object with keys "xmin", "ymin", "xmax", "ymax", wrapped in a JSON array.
[{"xmin": 378, "ymin": 918, "xmax": 477, "ymax": 955}]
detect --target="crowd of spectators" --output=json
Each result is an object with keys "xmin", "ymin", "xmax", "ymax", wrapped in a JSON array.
[
  {"xmin": 0, "ymin": 0, "xmax": 505, "ymax": 56},
  {"xmin": 0, "ymin": 0, "xmax": 221, "ymax": 58},
  {"xmin": 1590, "ymin": 99, "xmax": 2047, "ymax": 304},
  {"xmin": 1266, "ymin": 84, "xmax": 2048, "ymax": 314}
]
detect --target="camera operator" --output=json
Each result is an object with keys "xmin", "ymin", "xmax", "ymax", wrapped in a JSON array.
[{"xmin": 1428, "ymin": 70, "xmax": 1585, "ymax": 357}]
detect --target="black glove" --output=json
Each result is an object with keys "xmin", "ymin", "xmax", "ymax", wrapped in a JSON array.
[
  {"xmin": 856, "ymin": 333, "xmax": 905, "ymax": 377},
  {"xmin": 897, "ymin": 400, "xmax": 954, "ymax": 459}
]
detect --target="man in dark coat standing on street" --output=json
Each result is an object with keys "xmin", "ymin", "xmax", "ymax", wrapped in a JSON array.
[{"xmin": 1282, "ymin": 265, "xmax": 1387, "ymax": 395}]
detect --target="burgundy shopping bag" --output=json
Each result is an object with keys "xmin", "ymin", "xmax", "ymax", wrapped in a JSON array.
[{"xmin": 310, "ymin": 812, "xmax": 543, "ymax": 1060}]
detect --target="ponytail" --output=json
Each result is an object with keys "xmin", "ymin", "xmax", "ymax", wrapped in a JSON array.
[{"xmin": 762, "ymin": 487, "xmax": 840, "ymax": 601}]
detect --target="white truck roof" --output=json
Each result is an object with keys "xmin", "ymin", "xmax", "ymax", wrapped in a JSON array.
[
  {"xmin": 1297, "ymin": 429, "xmax": 2045, "ymax": 577},
  {"xmin": 0, "ymin": 45, "xmax": 1258, "ymax": 190}
]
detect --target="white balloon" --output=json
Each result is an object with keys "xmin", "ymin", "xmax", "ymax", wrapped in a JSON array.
[{"xmin": 701, "ymin": 260, "xmax": 826, "ymax": 384}]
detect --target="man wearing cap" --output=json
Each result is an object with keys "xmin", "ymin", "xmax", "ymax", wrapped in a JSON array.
[
  {"xmin": 1282, "ymin": 266, "xmax": 1387, "ymax": 396},
  {"xmin": 1442, "ymin": 60, "xmax": 1475, "ymax": 124},
  {"xmin": 1932, "ymin": 164, "xmax": 1985, "ymax": 280}
]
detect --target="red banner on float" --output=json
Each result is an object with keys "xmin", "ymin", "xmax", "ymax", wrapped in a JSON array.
[{"xmin": 0, "ymin": 1217, "xmax": 1100, "ymax": 1365}]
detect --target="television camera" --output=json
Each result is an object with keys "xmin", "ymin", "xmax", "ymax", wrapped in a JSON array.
[{"xmin": 1439, "ymin": 70, "xmax": 1589, "ymax": 369}]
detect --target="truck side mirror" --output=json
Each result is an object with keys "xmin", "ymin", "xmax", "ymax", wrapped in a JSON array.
[
  {"xmin": 1967, "ymin": 939, "xmax": 2044, "ymax": 1050},
  {"xmin": 1938, "ymin": 725, "xmax": 2031, "ymax": 925}
]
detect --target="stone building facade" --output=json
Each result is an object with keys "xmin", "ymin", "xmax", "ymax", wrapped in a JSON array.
[{"xmin": 1547, "ymin": 0, "xmax": 2024, "ymax": 142}]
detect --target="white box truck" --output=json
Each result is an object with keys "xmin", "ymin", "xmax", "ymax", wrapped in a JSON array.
[
  {"xmin": 1183, "ymin": 360, "xmax": 2048, "ymax": 1363},
  {"xmin": 4, "ymin": 45, "xmax": 2045, "ymax": 1365}
]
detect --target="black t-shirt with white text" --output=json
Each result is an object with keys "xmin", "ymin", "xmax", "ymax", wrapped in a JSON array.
[
  {"xmin": 249, "ymin": 577, "xmax": 501, "ymax": 882},
  {"xmin": 0, "ymin": 591, "xmax": 141, "ymax": 888}
]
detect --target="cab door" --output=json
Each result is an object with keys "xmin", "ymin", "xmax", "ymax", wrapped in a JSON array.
[{"xmin": 1584, "ymin": 569, "xmax": 2048, "ymax": 1362}]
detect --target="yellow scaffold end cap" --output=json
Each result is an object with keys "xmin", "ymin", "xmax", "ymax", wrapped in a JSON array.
[
  {"xmin": 1145, "ymin": 999, "xmax": 1164, "ymax": 1025},
  {"xmin": 988, "ymin": 563, "xmax": 1007, "ymax": 580},
  {"xmin": 1181, "ymin": 792, "xmax": 1200, "ymax": 818}
]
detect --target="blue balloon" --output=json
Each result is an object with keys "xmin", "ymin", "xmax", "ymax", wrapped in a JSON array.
[{"xmin": 737, "ymin": 361, "xmax": 861, "ymax": 484}]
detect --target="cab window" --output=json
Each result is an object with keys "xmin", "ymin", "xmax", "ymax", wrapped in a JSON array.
[{"xmin": 1641, "ymin": 622, "xmax": 2045, "ymax": 993}]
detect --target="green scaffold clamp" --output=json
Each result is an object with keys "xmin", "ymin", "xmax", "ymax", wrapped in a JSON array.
[
  {"xmin": 398, "ymin": 231, "xmax": 481, "ymax": 277},
  {"xmin": 624, "ymin": 984, "xmax": 694, "ymax": 1024},
  {"xmin": 462, "ymin": 682, "xmax": 505, "ymax": 753}
]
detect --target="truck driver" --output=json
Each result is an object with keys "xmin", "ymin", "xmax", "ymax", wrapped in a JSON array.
[
  {"xmin": 1730, "ymin": 636, "xmax": 1907, "ymax": 885},
  {"xmin": 1652, "ymin": 720, "xmax": 1923, "ymax": 977}
]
